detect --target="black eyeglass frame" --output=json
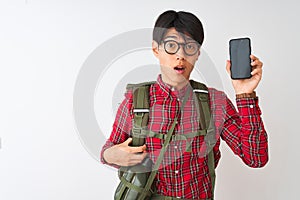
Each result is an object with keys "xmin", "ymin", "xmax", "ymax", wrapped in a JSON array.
[{"xmin": 162, "ymin": 40, "xmax": 200, "ymax": 56}]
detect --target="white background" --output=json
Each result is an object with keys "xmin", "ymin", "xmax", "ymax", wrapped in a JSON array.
[{"xmin": 1, "ymin": 0, "xmax": 299, "ymax": 199}]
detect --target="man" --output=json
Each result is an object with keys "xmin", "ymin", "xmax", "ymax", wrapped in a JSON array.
[{"xmin": 101, "ymin": 10, "xmax": 268, "ymax": 199}]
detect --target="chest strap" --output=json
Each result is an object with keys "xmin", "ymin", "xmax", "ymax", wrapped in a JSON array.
[{"xmin": 135, "ymin": 128, "xmax": 214, "ymax": 152}]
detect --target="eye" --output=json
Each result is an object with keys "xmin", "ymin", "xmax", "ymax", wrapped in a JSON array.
[
  {"xmin": 165, "ymin": 41, "xmax": 177, "ymax": 49},
  {"xmin": 186, "ymin": 43, "xmax": 196, "ymax": 50}
]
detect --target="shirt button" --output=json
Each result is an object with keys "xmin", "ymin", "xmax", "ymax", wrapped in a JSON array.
[
  {"xmin": 175, "ymin": 170, "xmax": 179, "ymax": 174},
  {"xmin": 249, "ymin": 104, "xmax": 254, "ymax": 108},
  {"xmin": 174, "ymin": 145, "xmax": 178, "ymax": 149}
]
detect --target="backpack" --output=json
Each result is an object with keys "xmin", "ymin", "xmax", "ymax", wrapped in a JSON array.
[{"xmin": 114, "ymin": 80, "xmax": 216, "ymax": 200}]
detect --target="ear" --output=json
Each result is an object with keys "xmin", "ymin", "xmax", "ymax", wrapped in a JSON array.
[
  {"xmin": 196, "ymin": 49, "xmax": 201, "ymax": 60},
  {"xmin": 152, "ymin": 40, "xmax": 159, "ymax": 58}
]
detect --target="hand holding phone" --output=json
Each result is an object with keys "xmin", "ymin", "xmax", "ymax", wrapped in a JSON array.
[{"xmin": 229, "ymin": 37, "xmax": 252, "ymax": 79}]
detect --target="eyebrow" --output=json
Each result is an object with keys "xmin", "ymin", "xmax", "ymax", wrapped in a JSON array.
[
  {"xmin": 164, "ymin": 35, "xmax": 178, "ymax": 40},
  {"xmin": 163, "ymin": 35, "xmax": 195, "ymax": 42}
]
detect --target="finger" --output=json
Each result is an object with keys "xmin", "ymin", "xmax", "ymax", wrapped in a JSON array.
[
  {"xmin": 251, "ymin": 59, "xmax": 258, "ymax": 67},
  {"xmin": 141, "ymin": 144, "xmax": 147, "ymax": 151},
  {"xmin": 129, "ymin": 145, "xmax": 147, "ymax": 153},
  {"xmin": 250, "ymin": 55, "xmax": 263, "ymax": 67},
  {"xmin": 251, "ymin": 59, "xmax": 263, "ymax": 68},
  {"xmin": 127, "ymin": 160, "xmax": 143, "ymax": 166},
  {"xmin": 226, "ymin": 60, "xmax": 231, "ymax": 74},
  {"xmin": 132, "ymin": 152, "xmax": 148, "ymax": 160},
  {"xmin": 133, "ymin": 153, "xmax": 148, "ymax": 160},
  {"xmin": 127, "ymin": 153, "xmax": 148, "ymax": 165},
  {"xmin": 250, "ymin": 54, "xmax": 259, "ymax": 61},
  {"xmin": 251, "ymin": 68, "xmax": 262, "ymax": 76}
]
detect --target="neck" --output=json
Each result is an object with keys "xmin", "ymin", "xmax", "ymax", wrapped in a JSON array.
[{"xmin": 161, "ymin": 74, "xmax": 189, "ymax": 90}]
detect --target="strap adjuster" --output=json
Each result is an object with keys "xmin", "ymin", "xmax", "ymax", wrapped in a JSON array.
[
  {"xmin": 193, "ymin": 89, "xmax": 208, "ymax": 93},
  {"xmin": 133, "ymin": 109, "xmax": 150, "ymax": 113}
]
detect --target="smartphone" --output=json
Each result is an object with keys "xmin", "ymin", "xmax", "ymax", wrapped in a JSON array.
[{"xmin": 229, "ymin": 37, "xmax": 252, "ymax": 79}]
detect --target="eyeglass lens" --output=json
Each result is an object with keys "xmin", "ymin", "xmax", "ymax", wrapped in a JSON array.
[{"xmin": 164, "ymin": 40, "xmax": 199, "ymax": 56}]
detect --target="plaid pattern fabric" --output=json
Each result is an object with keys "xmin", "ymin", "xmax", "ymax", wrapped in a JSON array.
[{"xmin": 101, "ymin": 75, "xmax": 268, "ymax": 199}]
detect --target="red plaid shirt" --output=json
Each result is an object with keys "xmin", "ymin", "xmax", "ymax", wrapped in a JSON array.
[{"xmin": 101, "ymin": 75, "xmax": 268, "ymax": 199}]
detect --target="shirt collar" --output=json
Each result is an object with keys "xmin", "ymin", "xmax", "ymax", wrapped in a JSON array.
[{"xmin": 156, "ymin": 74, "xmax": 190, "ymax": 99}]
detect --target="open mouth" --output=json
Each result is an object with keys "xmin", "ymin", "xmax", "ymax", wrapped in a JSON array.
[{"xmin": 174, "ymin": 66, "xmax": 185, "ymax": 73}]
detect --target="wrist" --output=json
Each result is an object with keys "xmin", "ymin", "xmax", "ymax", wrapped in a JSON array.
[{"xmin": 236, "ymin": 91, "xmax": 257, "ymax": 99}]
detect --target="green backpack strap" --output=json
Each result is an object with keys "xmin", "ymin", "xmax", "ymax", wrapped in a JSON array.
[
  {"xmin": 190, "ymin": 80, "xmax": 216, "ymax": 200},
  {"xmin": 126, "ymin": 81, "xmax": 155, "ymax": 146},
  {"xmin": 114, "ymin": 82, "xmax": 155, "ymax": 200},
  {"xmin": 190, "ymin": 80, "xmax": 210, "ymax": 128}
]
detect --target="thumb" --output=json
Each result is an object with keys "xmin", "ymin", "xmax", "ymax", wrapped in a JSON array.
[
  {"xmin": 226, "ymin": 60, "xmax": 231, "ymax": 75},
  {"xmin": 123, "ymin": 138, "xmax": 132, "ymax": 146}
]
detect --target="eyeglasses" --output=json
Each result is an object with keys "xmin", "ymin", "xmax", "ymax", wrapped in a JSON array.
[{"xmin": 162, "ymin": 40, "xmax": 200, "ymax": 56}]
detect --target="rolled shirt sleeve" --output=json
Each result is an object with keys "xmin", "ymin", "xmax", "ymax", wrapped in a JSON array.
[{"xmin": 221, "ymin": 97, "xmax": 269, "ymax": 168}]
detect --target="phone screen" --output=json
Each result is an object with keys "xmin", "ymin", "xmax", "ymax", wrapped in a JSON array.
[{"xmin": 229, "ymin": 37, "xmax": 252, "ymax": 79}]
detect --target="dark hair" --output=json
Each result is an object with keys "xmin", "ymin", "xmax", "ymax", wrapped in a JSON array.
[{"xmin": 153, "ymin": 10, "xmax": 204, "ymax": 46}]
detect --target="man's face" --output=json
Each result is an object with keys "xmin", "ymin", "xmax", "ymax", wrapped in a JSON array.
[{"xmin": 152, "ymin": 27, "xmax": 200, "ymax": 88}]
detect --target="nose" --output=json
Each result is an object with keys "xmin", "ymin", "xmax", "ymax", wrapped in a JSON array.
[{"xmin": 176, "ymin": 46, "xmax": 186, "ymax": 60}]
